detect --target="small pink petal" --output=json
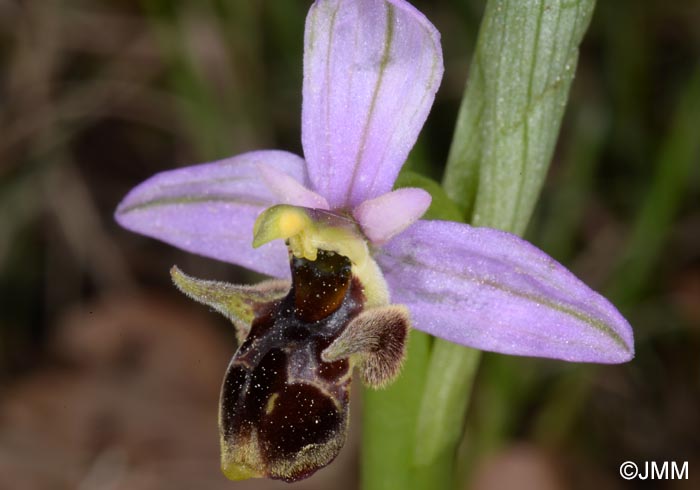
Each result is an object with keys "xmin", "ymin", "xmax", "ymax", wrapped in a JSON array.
[
  {"xmin": 353, "ymin": 188, "xmax": 431, "ymax": 244},
  {"xmin": 257, "ymin": 162, "xmax": 330, "ymax": 210}
]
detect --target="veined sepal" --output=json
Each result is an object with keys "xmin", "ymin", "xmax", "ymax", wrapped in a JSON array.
[{"xmin": 170, "ymin": 266, "xmax": 288, "ymax": 343}]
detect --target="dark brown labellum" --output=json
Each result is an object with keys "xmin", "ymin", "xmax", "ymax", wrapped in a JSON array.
[
  {"xmin": 172, "ymin": 249, "xmax": 410, "ymax": 481},
  {"xmin": 219, "ymin": 250, "xmax": 364, "ymax": 482}
]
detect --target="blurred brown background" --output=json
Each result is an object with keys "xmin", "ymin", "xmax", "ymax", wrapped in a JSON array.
[{"xmin": 1, "ymin": 1, "xmax": 699, "ymax": 489}]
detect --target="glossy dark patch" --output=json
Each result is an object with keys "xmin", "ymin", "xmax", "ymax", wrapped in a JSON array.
[
  {"xmin": 260, "ymin": 383, "xmax": 342, "ymax": 458},
  {"xmin": 291, "ymin": 251, "xmax": 352, "ymax": 322},
  {"xmin": 220, "ymin": 349, "xmax": 288, "ymax": 440}
]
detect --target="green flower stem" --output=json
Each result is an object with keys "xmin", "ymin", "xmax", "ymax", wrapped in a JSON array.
[
  {"xmin": 414, "ymin": 342, "xmax": 481, "ymax": 471},
  {"xmin": 363, "ymin": 1, "xmax": 596, "ymax": 489},
  {"xmin": 362, "ymin": 172, "xmax": 466, "ymax": 490},
  {"xmin": 362, "ymin": 331, "xmax": 432, "ymax": 490}
]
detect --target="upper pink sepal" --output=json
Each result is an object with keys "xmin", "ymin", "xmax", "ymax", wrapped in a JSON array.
[{"xmin": 302, "ymin": 0, "xmax": 443, "ymax": 209}]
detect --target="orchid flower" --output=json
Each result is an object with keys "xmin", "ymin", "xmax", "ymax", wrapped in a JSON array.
[{"xmin": 115, "ymin": 0, "xmax": 634, "ymax": 483}]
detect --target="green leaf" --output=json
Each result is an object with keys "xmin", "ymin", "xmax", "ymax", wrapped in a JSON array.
[
  {"xmin": 444, "ymin": 0, "xmax": 596, "ymax": 234},
  {"xmin": 411, "ymin": 2, "xmax": 598, "ymax": 488}
]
